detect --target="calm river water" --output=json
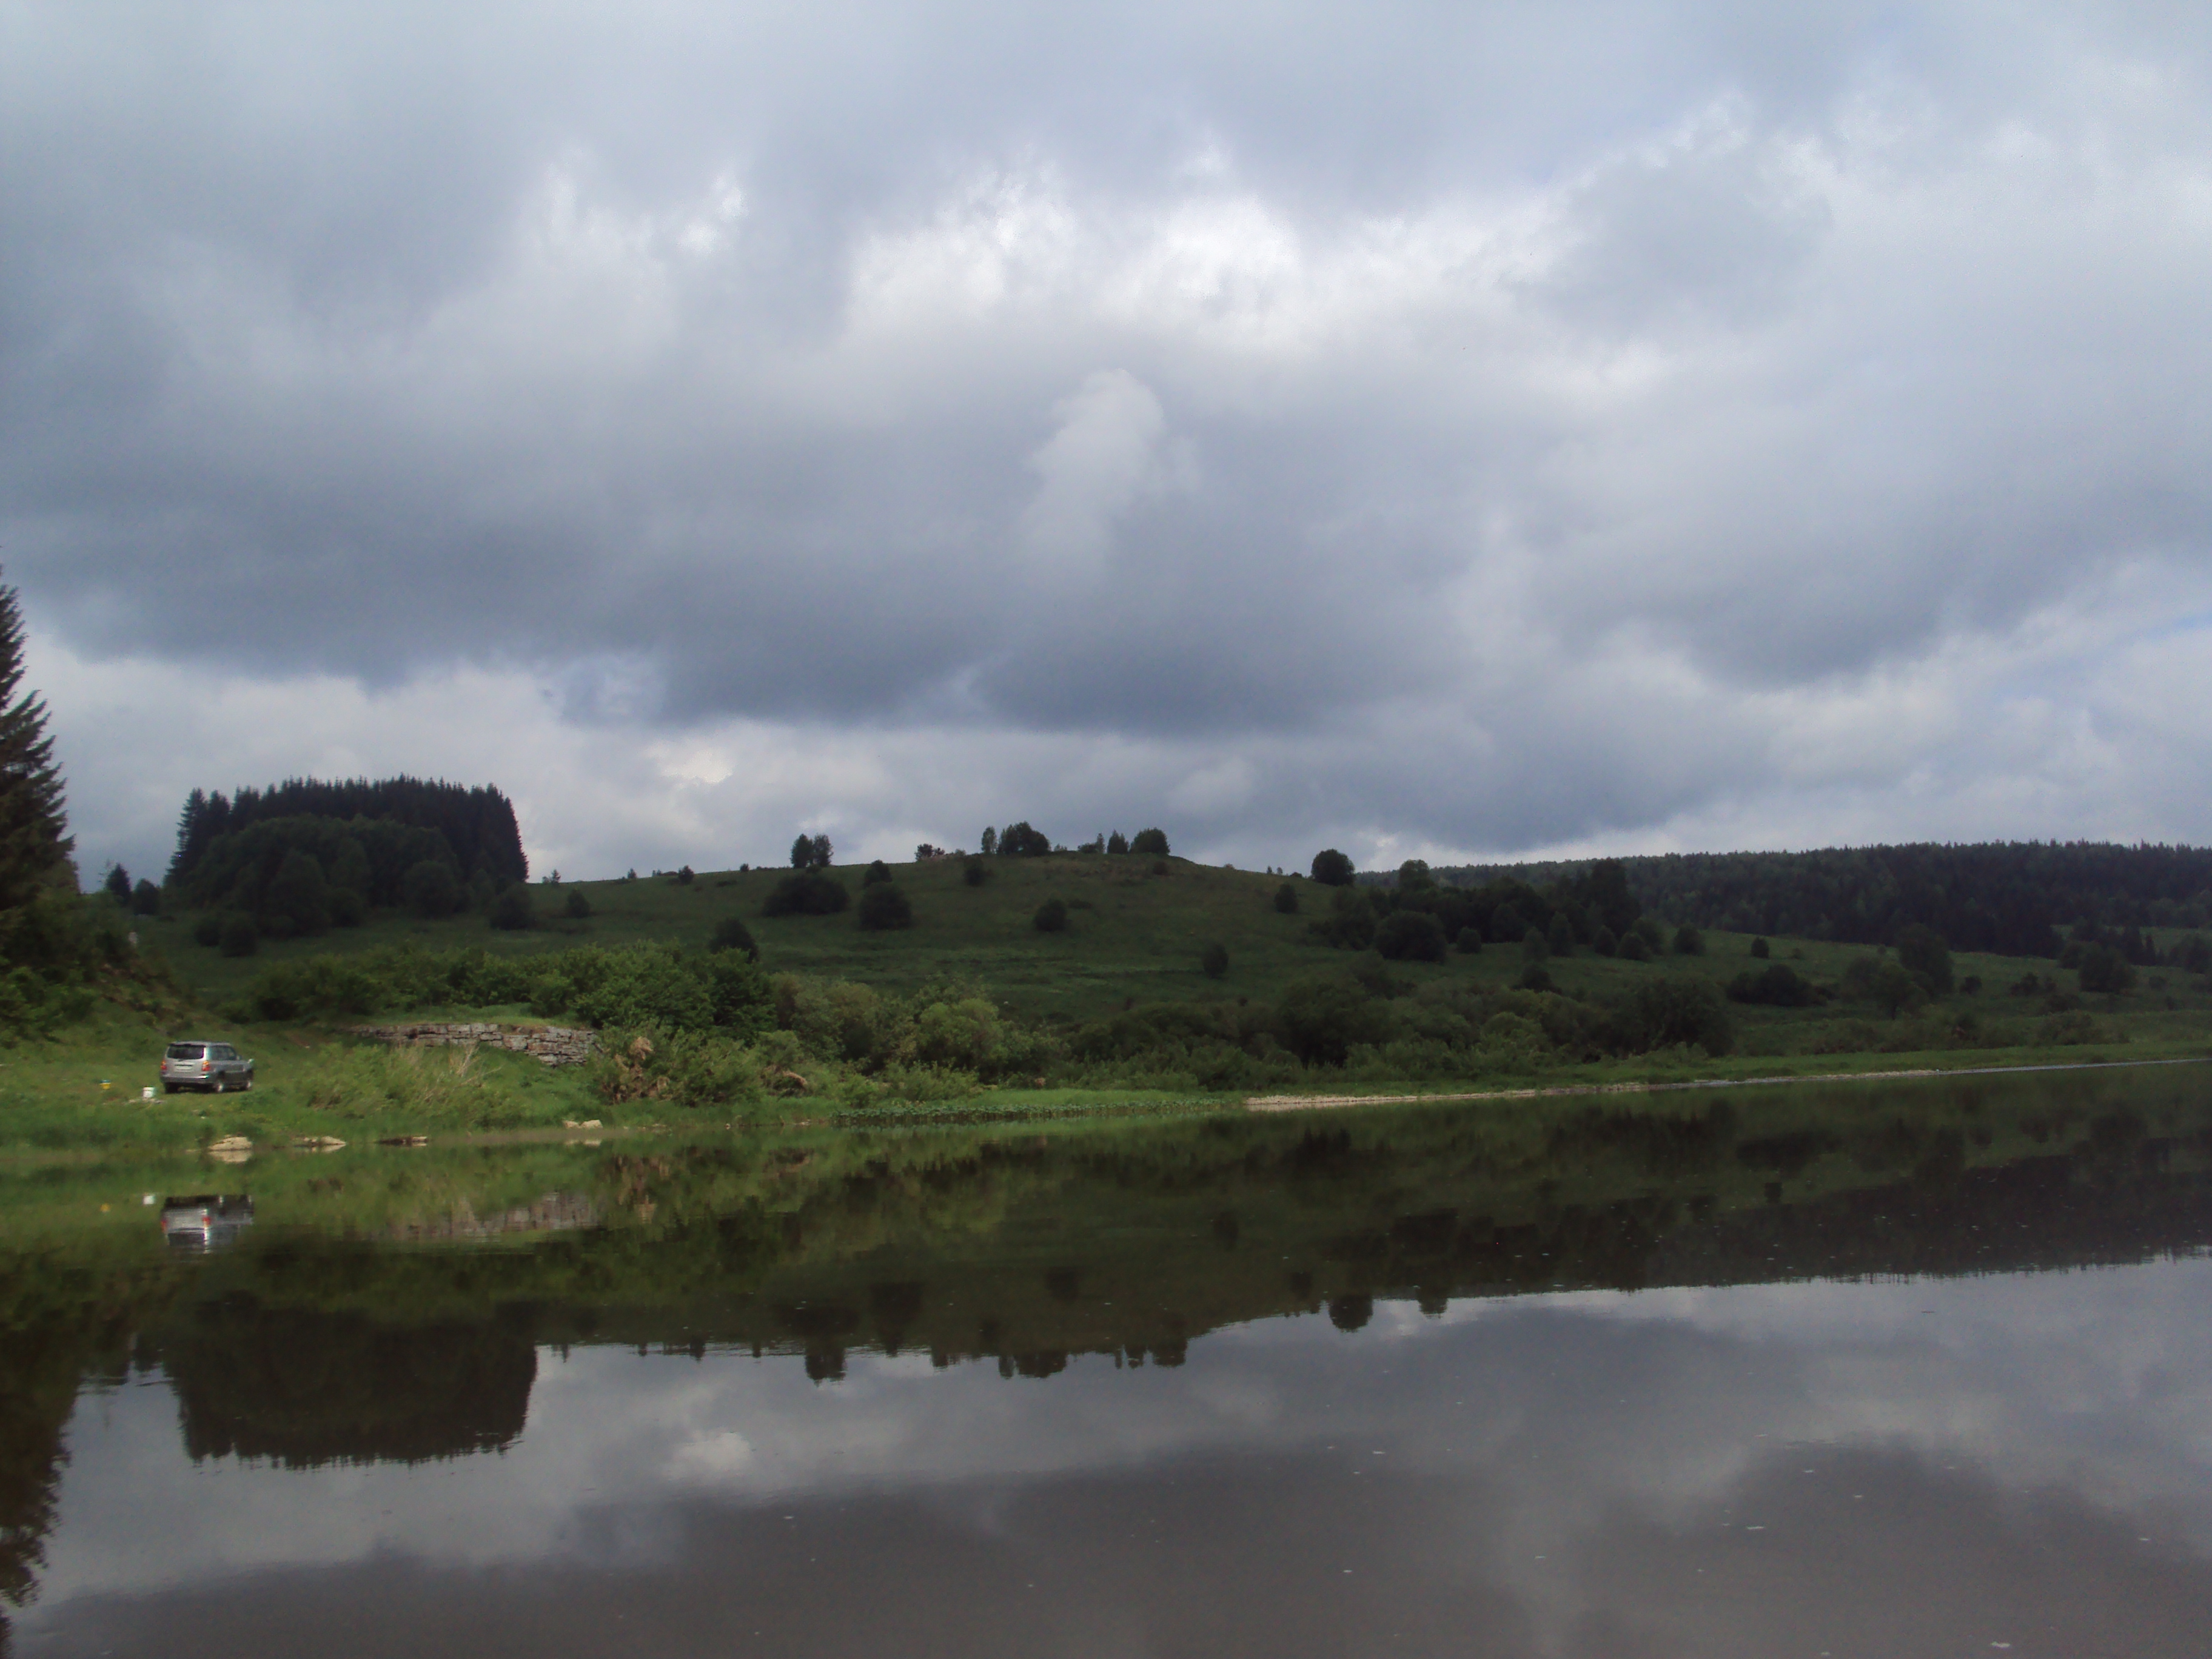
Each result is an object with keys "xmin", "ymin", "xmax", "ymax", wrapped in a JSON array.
[{"xmin": 9, "ymin": 1065, "xmax": 2212, "ymax": 1656}]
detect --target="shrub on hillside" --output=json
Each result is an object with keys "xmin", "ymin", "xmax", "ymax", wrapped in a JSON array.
[
  {"xmin": 1749, "ymin": 936, "xmax": 1770, "ymax": 959},
  {"xmin": 130, "ymin": 879, "xmax": 161, "ymax": 916},
  {"xmin": 1374, "ymin": 910, "xmax": 1447, "ymax": 963},
  {"xmin": 489, "ymin": 884, "xmax": 537, "ymax": 931},
  {"xmin": 1727, "ymin": 963, "xmax": 1819, "ymax": 1007},
  {"xmin": 709, "ymin": 916, "xmax": 760, "ymax": 959},
  {"xmin": 219, "ymin": 914, "xmax": 258, "ymax": 957},
  {"xmin": 1274, "ymin": 882, "xmax": 1299, "ymax": 915},
  {"xmin": 1308, "ymin": 890, "xmax": 1377, "ymax": 951},
  {"xmin": 862, "ymin": 859, "xmax": 892, "ymax": 886},
  {"xmin": 1275, "ymin": 976, "xmax": 1393, "ymax": 1065},
  {"xmin": 1896, "ymin": 923, "xmax": 1953, "ymax": 993},
  {"xmin": 1455, "ymin": 926, "xmax": 1483, "ymax": 955},
  {"xmin": 1632, "ymin": 976, "xmax": 1734, "ymax": 1056},
  {"xmin": 1672, "ymin": 925, "xmax": 1704, "ymax": 956},
  {"xmin": 1034, "ymin": 897, "xmax": 1069, "ymax": 933},
  {"xmin": 329, "ymin": 888, "xmax": 366, "ymax": 928},
  {"xmin": 858, "ymin": 882, "xmax": 914, "ymax": 931},
  {"xmin": 565, "ymin": 888, "xmax": 592, "ymax": 919},
  {"xmin": 1591, "ymin": 925, "xmax": 1617, "ymax": 957},
  {"xmin": 1201, "ymin": 942, "xmax": 1229, "ymax": 979},
  {"xmin": 962, "ymin": 857, "xmax": 990, "ymax": 887},
  {"xmin": 763, "ymin": 869, "xmax": 848, "ymax": 916},
  {"xmin": 2077, "ymin": 943, "xmax": 2136, "ymax": 994}
]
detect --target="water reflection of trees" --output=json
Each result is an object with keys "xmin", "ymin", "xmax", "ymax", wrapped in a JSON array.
[
  {"xmin": 4, "ymin": 1066, "xmax": 2212, "ymax": 1631},
  {"xmin": 138, "ymin": 1301, "xmax": 535, "ymax": 1469}
]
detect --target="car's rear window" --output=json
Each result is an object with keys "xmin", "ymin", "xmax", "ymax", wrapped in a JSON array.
[{"xmin": 166, "ymin": 1044, "xmax": 206, "ymax": 1059}]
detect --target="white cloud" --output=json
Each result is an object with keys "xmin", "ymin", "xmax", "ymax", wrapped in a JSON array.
[{"xmin": 10, "ymin": 0, "xmax": 2212, "ymax": 875}]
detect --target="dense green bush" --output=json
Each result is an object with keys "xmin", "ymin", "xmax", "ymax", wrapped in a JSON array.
[
  {"xmin": 1374, "ymin": 910, "xmax": 1447, "ymax": 962},
  {"xmin": 763, "ymin": 869, "xmax": 848, "ymax": 916},
  {"xmin": 963, "ymin": 857, "xmax": 990, "ymax": 887},
  {"xmin": 1455, "ymin": 926, "xmax": 1483, "ymax": 954},
  {"xmin": 862, "ymin": 859, "xmax": 892, "ymax": 886},
  {"xmin": 857, "ymin": 882, "xmax": 914, "ymax": 931},
  {"xmin": 2077, "ymin": 944, "xmax": 2136, "ymax": 994},
  {"xmin": 1034, "ymin": 897, "xmax": 1069, "ymax": 933},
  {"xmin": 1726, "ymin": 963, "xmax": 1819, "ymax": 1007},
  {"xmin": 1201, "ymin": 941, "xmax": 1229, "ymax": 979},
  {"xmin": 1130, "ymin": 827, "xmax": 1170, "ymax": 858},
  {"xmin": 219, "ymin": 914, "xmax": 259, "ymax": 957},
  {"xmin": 1275, "ymin": 976, "xmax": 1392, "ymax": 1065},
  {"xmin": 565, "ymin": 888, "xmax": 592, "ymax": 919},
  {"xmin": 1310, "ymin": 848, "xmax": 1355, "ymax": 886},
  {"xmin": 708, "ymin": 916, "xmax": 760, "ymax": 959},
  {"xmin": 1274, "ymin": 882, "xmax": 1299, "ymax": 915},
  {"xmin": 1895, "ymin": 923, "xmax": 1953, "ymax": 993},
  {"xmin": 1632, "ymin": 976, "xmax": 1733, "ymax": 1055},
  {"xmin": 489, "ymin": 885, "xmax": 537, "ymax": 930},
  {"xmin": 1671, "ymin": 925, "xmax": 1704, "ymax": 956}
]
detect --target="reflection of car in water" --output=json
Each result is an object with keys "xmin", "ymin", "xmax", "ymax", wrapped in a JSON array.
[{"xmin": 160, "ymin": 1195, "xmax": 254, "ymax": 1252}]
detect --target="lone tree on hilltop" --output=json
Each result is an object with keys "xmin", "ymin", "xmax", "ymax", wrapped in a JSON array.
[
  {"xmin": 997, "ymin": 822, "xmax": 1051, "ymax": 857},
  {"xmin": 0, "ymin": 568, "xmax": 72, "ymax": 922},
  {"xmin": 1107, "ymin": 830, "xmax": 1129, "ymax": 855},
  {"xmin": 791, "ymin": 833, "xmax": 833, "ymax": 870},
  {"xmin": 1310, "ymin": 849, "xmax": 1355, "ymax": 886},
  {"xmin": 1130, "ymin": 827, "xmax": 1170, "ymax": 858}
]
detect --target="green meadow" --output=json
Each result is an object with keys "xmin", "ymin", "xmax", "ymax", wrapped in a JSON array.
[{"xmin": 0, "ymin": 848, "xmax": 2197, "ymax": 1154}]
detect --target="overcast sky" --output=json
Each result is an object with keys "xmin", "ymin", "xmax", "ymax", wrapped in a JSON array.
[{"xmin": 8, "ymin": 1, "xmax": 2212, "ymax": 882}]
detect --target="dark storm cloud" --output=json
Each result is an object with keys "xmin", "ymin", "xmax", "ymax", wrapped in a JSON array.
[{"xmin": 9, "ymin": 1, "xmax": 2212, "ymax": 875}]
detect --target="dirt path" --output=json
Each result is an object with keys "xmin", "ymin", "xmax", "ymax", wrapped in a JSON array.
[{"xmin": 1242, "ymin": 1053, "xmax": 2212, "ymax": 1113}]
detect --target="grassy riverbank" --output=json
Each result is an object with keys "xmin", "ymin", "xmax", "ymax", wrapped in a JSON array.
[{"xmin": 10, "ymin": 851, "xmax": 2208, "ymax": 1155}]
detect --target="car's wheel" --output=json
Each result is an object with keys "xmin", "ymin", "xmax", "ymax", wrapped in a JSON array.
[
  {"xmin": 238, "ymin": 1072, "xmax": 252, "ymax": 1091},
  {"xmin": 212, "ymin": 1074, "xmax": 227, "ymax": 1094}
]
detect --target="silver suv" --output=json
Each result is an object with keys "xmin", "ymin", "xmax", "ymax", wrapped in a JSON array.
[{"xmin": 161, "ymin": 1040, "xmax": 255, "ymax": 1094}]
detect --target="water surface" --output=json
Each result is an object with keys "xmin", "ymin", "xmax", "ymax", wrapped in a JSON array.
[{"xmin": 8, "ymin": 1067, "xmax": 2212, "ymax": 1656}]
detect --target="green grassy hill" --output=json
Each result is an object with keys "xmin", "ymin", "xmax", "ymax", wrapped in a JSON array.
[{"xmin": 142, "ymin": 851, "xmax": 2212, "ymax": 1045}]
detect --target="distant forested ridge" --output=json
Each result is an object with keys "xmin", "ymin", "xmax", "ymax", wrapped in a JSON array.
[
  {"xmin": 1424, "ymin": 843, "xmax": 2212, "ymax": 957},
  {"xmin": 169, "ymin": 777, "xmax": 527, "ymax": 891}
]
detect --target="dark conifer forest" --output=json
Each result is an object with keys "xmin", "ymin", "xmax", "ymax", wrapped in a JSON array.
[{"xmin": 1428, "ymin": 843, "xmax": 2212, "ymax": 958}]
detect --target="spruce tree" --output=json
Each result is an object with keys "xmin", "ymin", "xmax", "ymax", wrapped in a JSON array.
[{"xmin": 0, "ymin": 568, "xmax": 72, "ymax": 914}]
